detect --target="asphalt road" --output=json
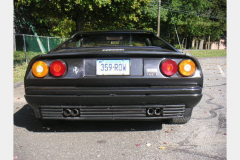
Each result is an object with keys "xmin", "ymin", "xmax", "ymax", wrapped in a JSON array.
[{"xmin": 14, "ymin": 57, "xmax": 226, "ymax": 160}]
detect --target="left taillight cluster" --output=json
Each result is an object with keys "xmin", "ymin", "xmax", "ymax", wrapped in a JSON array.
[
  {"xmin": 32, "ymin": 60, "xmax": 67, "ymax": 78},
  {"xmin": 160, "ymin": 59, "xmax": 196, "ymax": 77}
]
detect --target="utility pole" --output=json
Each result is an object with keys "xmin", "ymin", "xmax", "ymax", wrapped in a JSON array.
[
  {"xmin": 13, "ymin": 4, "xmax": 16, "ymax": 52},
  {"xmin": 157, "ymin": 0, "xmax": 161, "ymax": 37}
]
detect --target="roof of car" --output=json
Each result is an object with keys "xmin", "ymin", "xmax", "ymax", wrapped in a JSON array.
[{"xmin": 71, "ymin": 30, "xmax": 156, "ymax": 38}]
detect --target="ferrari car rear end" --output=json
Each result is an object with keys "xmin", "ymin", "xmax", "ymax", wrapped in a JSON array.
[{"xmin": 24, "ymin": 30, "xmax": 203, "ymax": 124}]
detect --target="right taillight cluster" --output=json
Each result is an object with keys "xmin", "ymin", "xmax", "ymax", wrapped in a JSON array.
[
  {"xmin": 31, "ymin": 60, "xmax": 67, "ymax": 78},
  {"xmin": 160, "ymin": 59, "xmax": 196, "ymax": 77}
]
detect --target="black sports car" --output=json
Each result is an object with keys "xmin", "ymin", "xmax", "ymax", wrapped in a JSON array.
[{"xmin": 24, "ymin": 30, "xmax": 203, "ymax": 124}]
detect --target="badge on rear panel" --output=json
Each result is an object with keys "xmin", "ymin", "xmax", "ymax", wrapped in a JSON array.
[
  {"xmin": 73, "ymin": 67, "xmax": 79, "ymax": 75},
  {"xmin": 102, "ymin": 49, "xmax": 124, "ymax": 51},
  {"xmin": 146, "ymin": 69, "xmax": 157, "ymax": 76}
]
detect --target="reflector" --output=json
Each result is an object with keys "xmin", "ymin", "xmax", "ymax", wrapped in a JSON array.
[
  {"xmin": 32, "ymin": 61, "xmax": 49, "ymax": 78},
  {"xmin": 50, "ymin": 60, "xmax": 66, "ymax": 77},
  {"xmin": 179, "ymin": 59, "xmax": 196, "ymax": 76},
  {"xmin": 160, "ymin": 59, "xmax": 178, "ymax": 76}
]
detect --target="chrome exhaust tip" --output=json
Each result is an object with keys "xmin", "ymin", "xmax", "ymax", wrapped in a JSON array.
[
  {"xmin": 71, "ymin": 109, "xmax": 80, "ymax": 117},
  {"xmin": 147, "ymin": 108, "xmax": 154, "ymax": 116},
  {"xmin": 154, "ymin": 108, "xmax": 161, "ymax": 115},
  {"xmin": 63, "ymin": 109, "xmax": 71, "ymax": 117}
]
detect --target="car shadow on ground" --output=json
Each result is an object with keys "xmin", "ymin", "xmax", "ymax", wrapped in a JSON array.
[{"xmin": 14, "ymin": 104, "xmax": 163, "ymax": 132}]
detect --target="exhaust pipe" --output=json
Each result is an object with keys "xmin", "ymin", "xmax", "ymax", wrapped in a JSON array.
[
  {"xmin": 147, "ymin": 108, "xmax": 154, "ymax": 116},
  {"xmin": 154, "ymin": 108, "xmax": 161, "ymax": 116},
  {"xmin": 71, "ymin": 109, "xmax": 80, "ymax": 117},
  {"xmin": 63, "ymin": 109, "xmax": 71, "ymax": 117}
]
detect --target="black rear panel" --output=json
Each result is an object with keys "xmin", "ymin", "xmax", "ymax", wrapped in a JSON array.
[
  {"xmin": 24, "ymin": 51, "xmax": 203, "ymax": 120},
  {"xmin": 24, "ymin": 51, "xmax": 203, "ymax": 88}
]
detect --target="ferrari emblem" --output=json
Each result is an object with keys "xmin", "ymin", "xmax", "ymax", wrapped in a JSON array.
[{"xmin": 73, "ymin": 67, "xmax": 79, "ymax": 74}]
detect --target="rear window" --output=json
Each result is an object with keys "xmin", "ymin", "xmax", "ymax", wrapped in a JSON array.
[{"xmin": 58, "ymin": 33, "xmax": 176, "ymax": 51}]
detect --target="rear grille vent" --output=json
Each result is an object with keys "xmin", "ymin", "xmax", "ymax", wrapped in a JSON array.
[
  {"xmin": 162, "ymin": 105, "xmax": 185, "ymax": 117},
  {"xmin": 80, "ymin": 106, "xmax": 146, "ymax": 118},
  {"xmin": 40, "ymin": 108, "xmax": 63, "ymax": 118},
  {"xmin": 39, "ymin": 105, "xmax": 185, "ymax": 119}
]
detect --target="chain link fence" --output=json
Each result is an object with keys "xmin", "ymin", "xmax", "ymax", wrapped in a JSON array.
[{"xmin": 14, "ymin": 34, "xmax": 68, "ymax": 63}]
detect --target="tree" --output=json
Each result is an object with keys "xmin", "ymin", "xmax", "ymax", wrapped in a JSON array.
[
  {"xmin": 14, "ymin": 0, "xmax": 226, "ymax": 49},
  {"xmin": 14, "ymin": 0, "xmax": 152, "ymax": 37},
  {"xmin": 154, "ymin": 0, "xmax": 226, "ymax": 49}
]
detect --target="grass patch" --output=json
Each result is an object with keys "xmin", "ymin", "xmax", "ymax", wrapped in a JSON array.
[
  {"xmin": 14, "ymin": 63, "xmax": 28, "ymax": 83},
  {"xmin": 185, "ymin": 50, "xmax": 227, "ymax": 57},
  {"xmin": 14, "ymin": 51, "xmax": 44, "ymax": 83},
  {"xmin": 14, "ymin": 51, "xmax": 43, "ymax": 67}
]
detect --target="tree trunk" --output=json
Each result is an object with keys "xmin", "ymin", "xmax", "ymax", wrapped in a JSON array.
[
  {"xmin": 196, "ymin": 40, "xmax": 198, "ymax": 50},
  {"xmin": 185, "ymin": 37, "xmax": 188, "ymax": 49},
  {"xmin": 218, "ymin": 40, "xmax": 221, "ymax": 50},
  {"xmin": 199, "ymin": 36, "xmax": 205, "ymax": 50},
  {"xmin": 76, "ymin": 12, "xmax": 84, "ymax": 32},
  {"xmin": 192, "ymin": 38, "xmax": 195, "ymax": 49},
  {"xmin": 208, "ymin": 35, "xmax": 210, "ymax": 50},
  {"xmin": 186, "ymin": 36, "xmax": 192, "ymax": 49},
  {"xmin": 182, "ymin": 38, "xmax": 185, "ymax": 49},
  {"xmin": 171, "ymin": 34, "xmax": 175, "ymax": 46}
]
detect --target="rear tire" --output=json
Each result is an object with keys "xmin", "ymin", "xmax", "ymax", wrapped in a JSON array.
[
  {"xmin": 166, "ymin": 108, "xmax": 193, "ymax": 124},
  {"xmin": 167, "ymin": 116, "xmax": 191, "ymax": 124}
]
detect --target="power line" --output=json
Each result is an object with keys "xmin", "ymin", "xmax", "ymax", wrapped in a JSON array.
[
  {"xmin": 148, "ymin": 0, "xmax": 226, "ymax": 20},
  {"xmin": 148, "ymin": 4, "xmax": 226, "ymax": 20},
  {"xmin": 162, "ymin": 6, "xmax": 226, "ymax": 20},
  {"xmin": 150, "ymin": 1, "xmax": 197, "ymax": 11},
  {"xmin": 157, "ymin": 0, "xmax": 161, "ymax": 37},
  {"xmin": 166, "ymin": 0, "xmax": 181, "ymax": 50}
]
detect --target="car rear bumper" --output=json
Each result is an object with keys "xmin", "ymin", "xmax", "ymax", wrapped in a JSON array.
[{"xmin": 25, "ymin": 85, "xmax": 202, "ymax": 120}]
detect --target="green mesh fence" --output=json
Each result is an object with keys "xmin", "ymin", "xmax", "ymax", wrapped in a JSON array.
[
  {"xmin": 15, "ymin": 34, "xmax": 68, "ymax": 53},
  {"xmin": 25, "ymin": 36, "xmax": 42, "ymax": 52},
  {"xmin": 49, "ymin": 38, "xmax": 66, "ymax": 50}
]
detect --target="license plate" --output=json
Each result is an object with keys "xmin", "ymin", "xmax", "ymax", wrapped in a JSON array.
[{"xmin": 96, "ymin": 60, "xmax": 130, "ymax": 75}]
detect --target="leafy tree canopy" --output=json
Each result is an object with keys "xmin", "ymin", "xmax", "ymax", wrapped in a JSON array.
[
  {"xmin": 14, "ymin": 0, "xmax": 226, "ymax": 48},
  {"xmin": 15, "ymin": 0, "xmax": 153, "ymax": 37}
]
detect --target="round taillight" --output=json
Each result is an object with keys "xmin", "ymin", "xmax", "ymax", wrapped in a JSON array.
[
  {"xmin": 179, "ymin": 59, "xmax": 196, "ymax": 76},
  {"xmin": 50, "ymin": 60, "xmax": 67, "ymax": 77},
  {"xmin": 32, "ymin": 61, "xmax": 49, "ymax": 78},
  {"xmin": 160, "ymin": 59, "xmax": 178, "ymax": 76}
]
